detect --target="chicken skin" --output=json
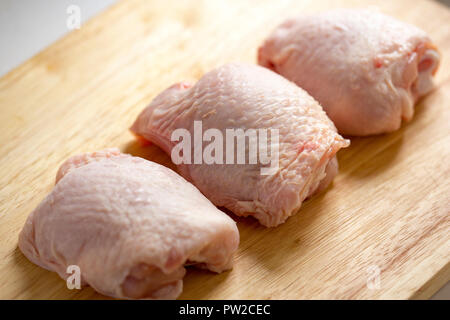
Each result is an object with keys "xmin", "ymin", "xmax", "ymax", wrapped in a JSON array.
[
  {"xmin": 258, "ymin": 9, "xmax": 440, "ymax": 136},
  {"xmin": 19, "ymin": 149, "xmax": 239, "ymax": 299},
  {"xmin": 131, "ymin": 63, "xmax": 349, "ymax": 227}
]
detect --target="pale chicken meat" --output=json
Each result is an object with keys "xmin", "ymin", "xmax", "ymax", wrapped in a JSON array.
[
  {"xmin": 258, "ymin": 9, "xmax": 441, "ymax": 136},
  {"xmin": 18, "ymin": 149, "xmax": 239, "ymax": 300},
  {"xmin": 131, "ymin": 63, "xmax": 349, "ymax": 227}
]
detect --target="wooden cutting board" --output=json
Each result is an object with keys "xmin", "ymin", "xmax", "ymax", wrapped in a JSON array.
[{"xmin": 0, "ymin": 0, "xmax": 449, "ymax": 300}]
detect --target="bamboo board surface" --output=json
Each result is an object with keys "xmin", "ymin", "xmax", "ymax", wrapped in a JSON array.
[{"xmin": 0, "ymin": 0, "xmax": 449, "ymax": 299}]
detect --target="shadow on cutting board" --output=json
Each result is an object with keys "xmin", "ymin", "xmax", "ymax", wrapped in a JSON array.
[
  {"xmin": 122, "ymin": 139, "xmax": 178, "ymax": 173},
  {"xmin": 180, "ymin": 193, "xmax": 328, "ymax": 299},
  {"xmin": 336, "ymin": 93, "xmax": 433, "ymax": 180},
  {"xmin": 336, "ymin": 133, "xmax": 404, "ymax": 179}
]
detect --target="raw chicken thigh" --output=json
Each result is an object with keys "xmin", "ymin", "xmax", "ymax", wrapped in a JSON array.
[
  {"xmin": 258, "ymin": 9, "xmax": 440, "ymax": 136},
  {"xmin": 131, "ymin": 63, "xmax": 349, "ymax": 227},
  {"xmin": 19, "ymin": 149, "xmax": 239, "ymax": 300}
]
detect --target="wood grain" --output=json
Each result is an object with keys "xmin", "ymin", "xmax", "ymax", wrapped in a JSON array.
[{"xmin": 0, "ymin": 0, "xmax": 449, "ymax": 300}]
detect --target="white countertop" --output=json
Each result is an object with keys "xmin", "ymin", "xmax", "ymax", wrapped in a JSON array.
[{"xmin": 0, "ymin": 0, "xmax": 448, "ymax": 300}]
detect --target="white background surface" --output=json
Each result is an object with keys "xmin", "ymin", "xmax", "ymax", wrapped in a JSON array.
[
  {"xmin": 0, "ymin": 0, "xmax": 448, "ymax": 300},
  {"xmin": 0, "ymin": 0, "xmax": 117, "ymax": 76}
]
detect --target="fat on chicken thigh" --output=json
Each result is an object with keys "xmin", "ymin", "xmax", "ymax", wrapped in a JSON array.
[
  {"xmin": 258, "ymin": 9, "xmax": 441, "ymax": 136},
  {"xmin": 18, "ymin": 149, "xmax": 239, "ymax": 300},
  {"xmin": 131, "ymin": 63, "xmax": 349, "ymax": 227}
]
